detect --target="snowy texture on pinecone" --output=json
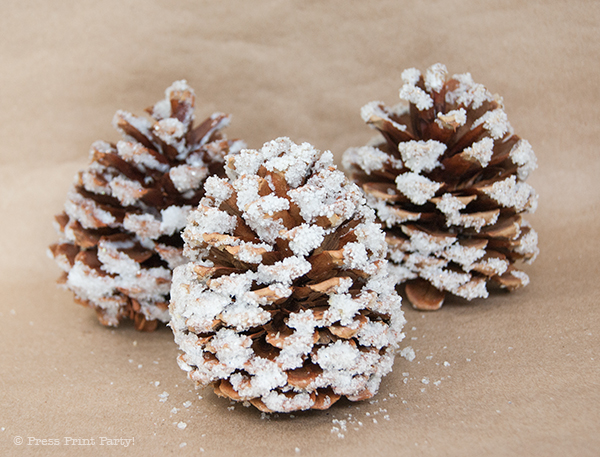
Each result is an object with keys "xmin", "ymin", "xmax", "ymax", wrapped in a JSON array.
[
  {"xmin": 170, "ymin": 137, "xmax": 405, "ymax": 412},
  {"xmin": 343, "ymin": 63, "xmax": 538, "ymax": 310},
  {"xmin": 49, "ymin": 81, "xmax": 244, "ymax": 330}
]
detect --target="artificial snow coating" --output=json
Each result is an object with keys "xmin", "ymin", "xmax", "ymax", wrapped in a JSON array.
[{"xmin": 170, "ymin": 137, "xmax": 406, "ymax": 412}]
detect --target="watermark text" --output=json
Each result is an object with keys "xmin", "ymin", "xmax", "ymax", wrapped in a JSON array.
[{"xmin": 13, "ymin": 436, "xmax": 135, "ymax": 447}]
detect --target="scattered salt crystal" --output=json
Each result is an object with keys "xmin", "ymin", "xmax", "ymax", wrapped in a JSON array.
[
  {"xmin": 154, "ymin": 381, "xmax": 160, "ymax": 387},
  {"xmin": 183, "ymin": 401, "xmax": 192, "ymax": 408},
  {"xmin": 180, "ymin": 443, "xmax": 187, "ymax": 448},
  {"xmin": 138, "ymin": 364, "xmax": 143, "ymax": 369},
  {"xmin": 171, "ymin": 407, "xmax": 179, "ymax": 414},
  {"xmin": 434, "ymin": 381, "xmax": 441, "ymax": 386},
  {"xmin": 444, "ymin": 361, "xmax": 450, "ymax": 366},
  {"xmin": 133, "ymin": 341, "xmax": 138, "ymax": 347},
  {"xmin": 400, "ymin": 346, "xmax": 416, "ymax": 361},
  {"xmin": 158, "ymin": 392, "xmax": 169, "ymax": 402},
  {"xmin": 177, "ymin": 421, "xmax": 187, "ymax": 430},
  {"xmin": 295, "ymin": 448, "xmax": 300, "ymax": 453},
  {"xmin": 421, "ymin": 377, "xmax": 430, "ymax": 385}
]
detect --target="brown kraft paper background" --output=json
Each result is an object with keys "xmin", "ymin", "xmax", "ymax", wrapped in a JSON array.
[{"xmin": 0, "ymin": 1, "xmax": 598, "ymax": 456}]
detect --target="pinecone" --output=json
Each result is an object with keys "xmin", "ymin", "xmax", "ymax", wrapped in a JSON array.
[
  {"xmin": 343, "ymin": 63, "xmax": 539, "ymax": 310},
  {"xmin": 170, "ymin": 137, "xmax": 405, "ymax": 413},
  {"xmin": 49, "ymin": 81, "xmax": 244, "ymax": 330}
]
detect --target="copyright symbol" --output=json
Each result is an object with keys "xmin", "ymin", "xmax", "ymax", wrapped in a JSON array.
[{"xmin": 14, "ymin": 436, "xmax": 23, "ymax": 445}]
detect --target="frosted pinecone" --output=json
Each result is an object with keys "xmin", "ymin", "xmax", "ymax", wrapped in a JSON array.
[
  {"xmin": 344, "ymin": 63, "xmax": 538, "ymax": 310},
  {"xmin": 49, "ymin": 81, "xmax": 244, "ymax": 330},
  {"xmin": 170, "ymin": 137, "xmax": 405, "ymax": 412}
]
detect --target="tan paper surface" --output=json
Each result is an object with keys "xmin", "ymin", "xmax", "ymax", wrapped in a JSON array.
[{"xmin": 1, "ymin": 1, "xmax": 599, "ymax": 455}]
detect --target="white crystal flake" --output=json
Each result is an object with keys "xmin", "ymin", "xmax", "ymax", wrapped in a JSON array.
[
  {"xmin": 289, "ymin": 168, "xmax": 363, "ymax": 227},
  {"xmin": 243, "ymin": 195, "xmax": 290, "ymax": 243},
  {"xmin": 435, "ymin": 108, "xmax": 467, "ymax": 130},
  {"xmin": 169, "ymin": 164, "xmax": 209, "ymax": 193},
  {"xmin": 342, "ymin": 145, "xmax": 400, "ymax": 175},
  {"xmin": 462, "ymin": 137, "xmax": 495, "ymax": 167},
  {"xmin": 399, "ymin": 67, "xmax": 434, "ymax": 110},
  {"xmin": 446, "ymin": 72, "xmax": 493, "ymax": 109},
  {"xmin": 405, "ymin": 229, "xmax": 456, "ymax": 255},
  {"xmin": 210, "ymin": 328, "xmax": 253, "ymax": 369},
  {"xmin": 108, "ymin": 176, "xmax": 146, "ymax": 206},
  {"xmin": 515, "ymin": 227, "xmax": 539, "ymax": 262},
  {"xmin": 395, "ymin": 173, "xmax": 442, "ymax": 205},
  {"xmin": 398, "ymin": 140, "xmax": 446, "ymax": 174},
  {"xmin": 257, "ymin": 256, "xmax": 311, "ymax": 286},
  {"xmin": 399, "ymin": 83, "xmax": 433, "ymax": 111},
  {"xmin": 510, "ymin": 270, "xmax": 530, "ymax": 287},
  {"xmin": 116, "ymin": 140, "xmax": 169, "ymax": 172},
  {"xmin": 123, "ymin": 213, "xmax": 162, "ymax": 240},
  {"xmin": 64, "ymin": 190, "xmax": 116, "ymax": 229},
  {"xmin": 203, "ymin": 176, "xmax": 233, "ymax": 203},
  {"xmin": 435, "ymin": 193, "xmax": 498, "ymax": 231},
  {"xmin": 113, "ymin": 110, "xmax": 153, "ymax": 143},
  {"xmin": 509, "ymin": 139, "xmax": 537, "ymax": 180},
  {"xmin": 285, "ymin": 224, "xmax": 325, "ymax": 257},
  {"xmin": 400, "ymin": 346, "xmax": 415, "ymax": 362},
  {"xmin": 424, "ymin": 63, "xmax": 448, "ymax": 93},
  {"xmin": 441, "ymin": 243, "xmax": 486, "ymax": 267},
  {"xmin": 472, "ymin": 109, "xmax": 511, "ymax": 140},
  {"xmin": 360, "ymin": 101, "xmax": 408, "ymax": 132},
  {"xmin": 481, "ymin": 176, "xmax": 537, "ymax": 212}
]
